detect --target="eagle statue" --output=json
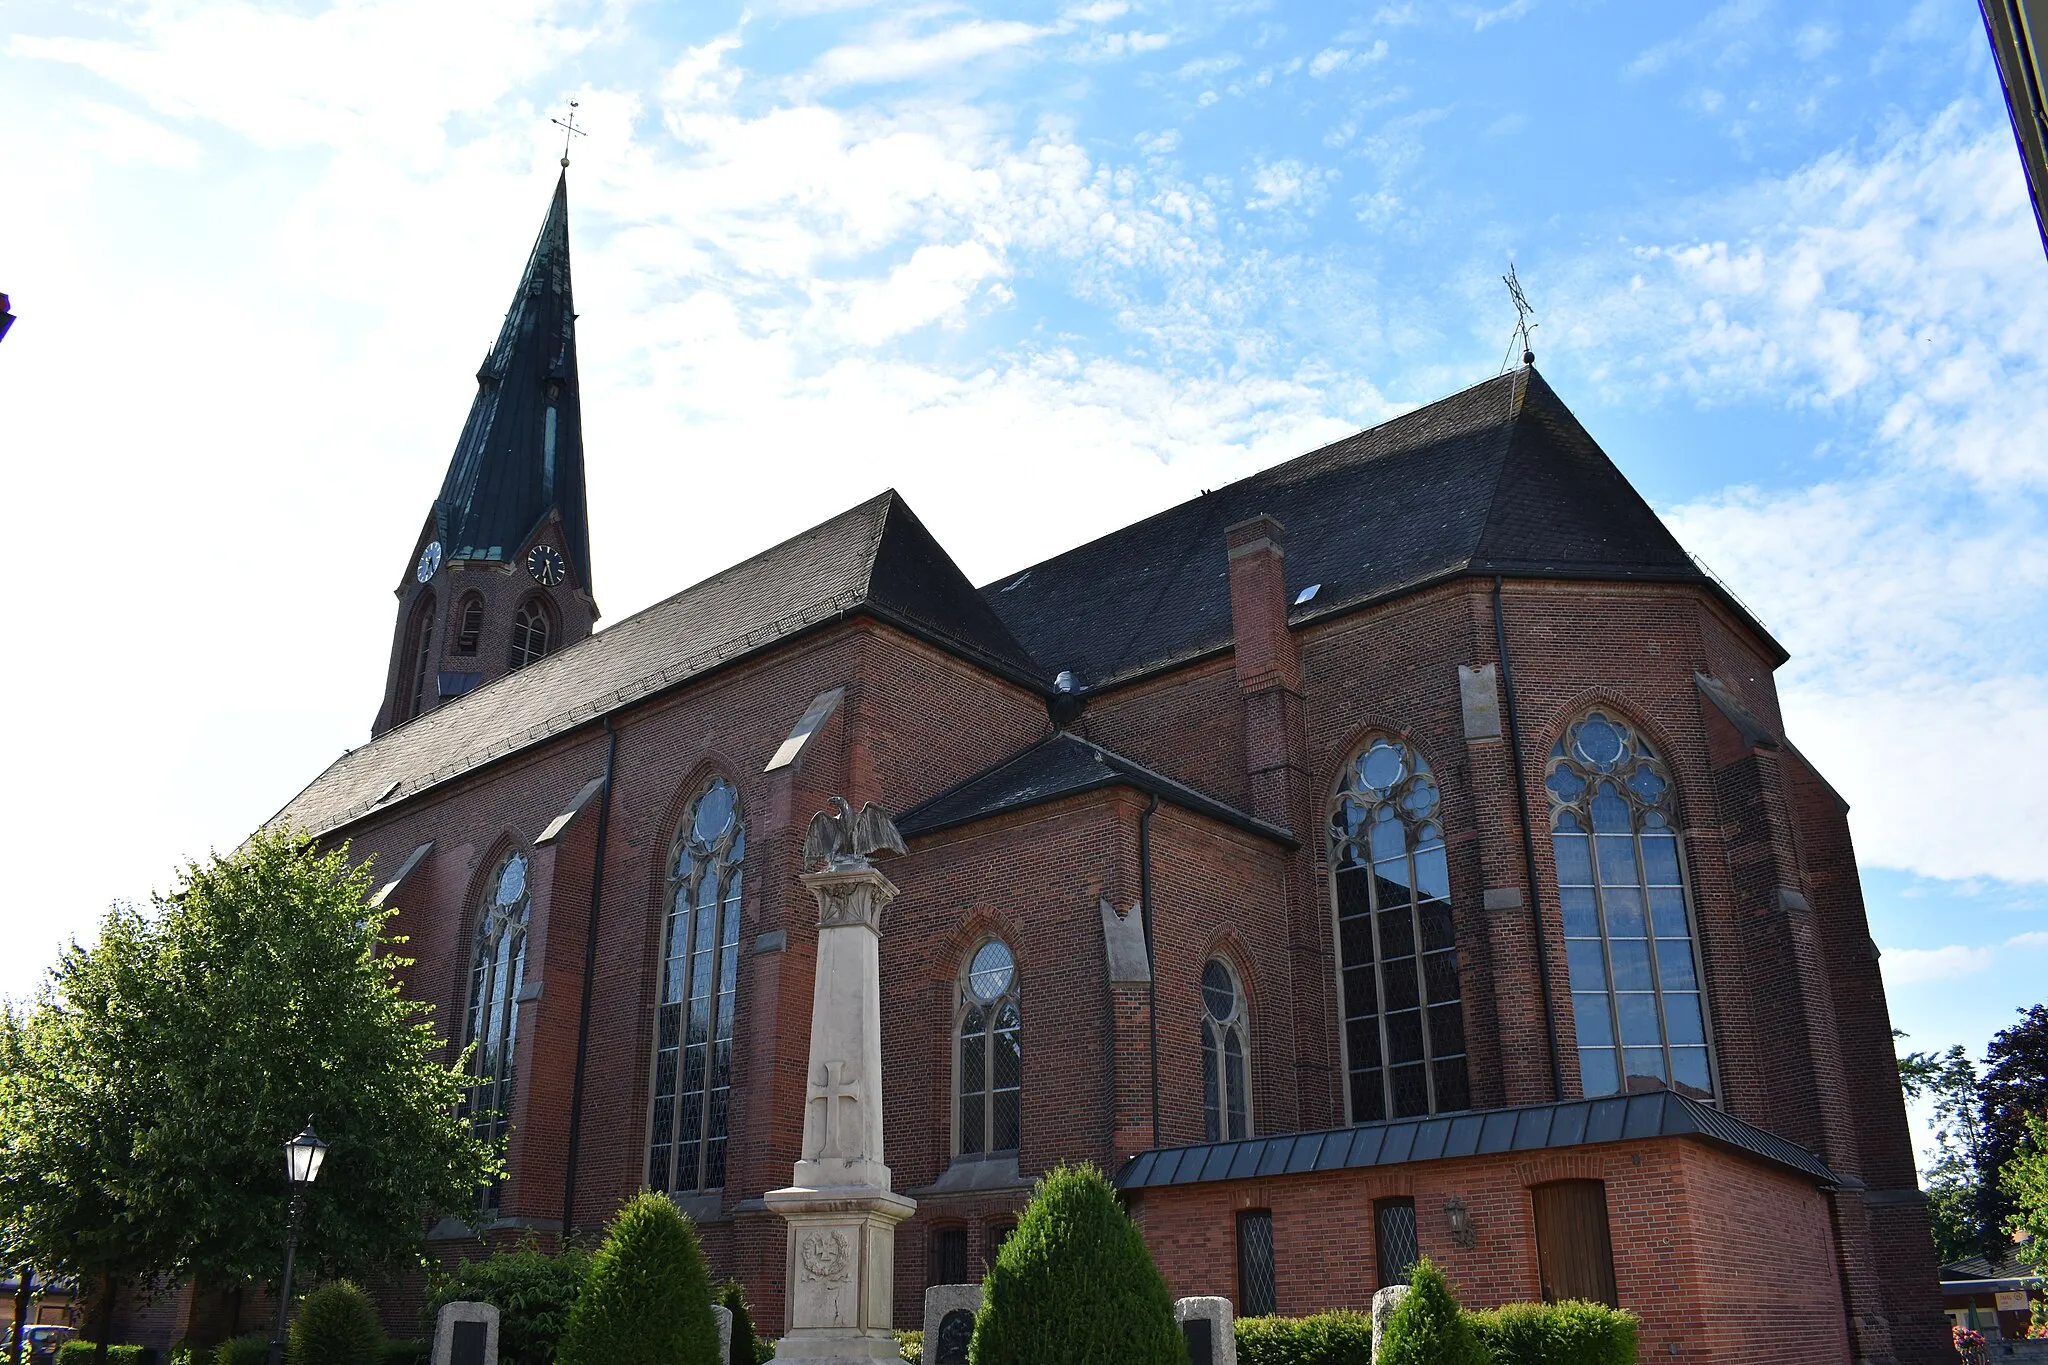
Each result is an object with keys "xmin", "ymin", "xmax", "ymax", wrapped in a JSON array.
[{"xmin": 802, "ymin": 796, "xmax": 910, "ymax": 871}]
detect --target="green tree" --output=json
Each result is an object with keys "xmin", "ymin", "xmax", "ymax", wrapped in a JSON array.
[
  {"xmin": 1976, "ymin": 1007, "xmax": 2048, "ymax": 1260},
  {"xmin": 1897, "ymin": 1033, "xmax": 1991, "ymax": 1262},
  {"xmin": 556, "ymin": 1193, "xmax": 718, "ymax": 1365},
  {"xmin": 2002, "ymin": 1114, "xmax": 2048, "ymax": 1280},
  {"xmin": 712, "ymin": 1281, "xmax": 756, "ymax": 1365},
  {"xmin": 287, "ymin": 1282, "xmax": 384, "ymax": 1365},
  {"xmin": 0, "ymin": 826, "xmax": 498, "ymax": 1294},
  {"xmin": 969, "ymin": 1163, "xmax": 1181, "ymax": 1365},
  {"xmin": 1375, "ymin": 1260, "xmax": 1487, "ymax": 1365}
]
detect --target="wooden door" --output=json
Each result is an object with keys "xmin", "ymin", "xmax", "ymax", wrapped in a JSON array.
[{"xmin": 1531, "ymin": 1180, "xmax": 1619, "ymax": 1307}]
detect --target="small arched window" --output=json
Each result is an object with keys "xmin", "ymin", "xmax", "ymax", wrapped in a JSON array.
[
  {"xmin": 956, "ymin": 939, "xmax": 1021, "ymax": 1157},
  {"xmin": 1201, "ymin": 958, "xmax": 1250, "ymax": 1142},
  {"xmin": 1547, "ymin": 711, "xmax": 1713, "ymax": 1100},
  {"xmin": 649, "ymin": 777, "xmax": 745, "ymax": 1193},
  {"xmin": 403, "ymin": 592, "xmax": 436, "ymax": 721},
  {"xmin": 463, "ymin": 850, "xmax": 530, "ymax": 1209},
  {"xmin": 1330, "ymin": 736, "xmax": 1470, "ymax": 1122},
  {"xmin": 455, "ymin": 594, "xmax": 484, "ymax": 656},
  {"xmin": 508, "ymin": 597, "xmax": 552, "ymax": 670}
]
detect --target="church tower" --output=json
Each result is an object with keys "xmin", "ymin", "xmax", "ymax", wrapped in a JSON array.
[{"xmin": 374, "ymin": 173, "xmax": 597, "ymax": 736}]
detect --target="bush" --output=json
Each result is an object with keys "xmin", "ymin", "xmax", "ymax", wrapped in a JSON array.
[
  {"xmin": 380, "ymin": 1343, "xmax": 427, "ymax": 1365},
  {"xmin": 424, "ymin": 1244, "xmax": 591, "ymax": 1365},
  {"xmin": 713, "ymin": 1281, "xmax": 756, "ymax": 1365},
  {"xmin": 215, "ymin": 1334, "xmax": 270, "ymax": 1365},
  {"xmin": 894, "ymin": 1329, "xmax": 922, "ymax": 1362},
  {"xmin": 969, "ymin": 1163, "xmax": 1182, "ymax": 1365},
  {"xmin": 1234, "ymin": 1312, "xmax": 1374, "ymax": 1365},
  {"xmin": 1376, "ymin": 1262, "xmax": 1487, "ymax": 1365},
  {"xmin": 56, "ymin": 1345, "xmax": 152, "ymax": 1365},
  {"xmin": 287, "ymin": 1281, "xmax": 384, "ymax": 1365},
  {"xmin": 1467, "ymin": 1300, "xmax": 1637, "ymax": 1365},
  {"xmin": 555, "ymin": 1192, "xmax": 719, "ymax": 1365}
]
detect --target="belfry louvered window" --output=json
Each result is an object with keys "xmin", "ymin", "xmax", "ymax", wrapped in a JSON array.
[
  {"xmin": 649, "ymin": 777, "xmax": 745, "ymax": 1193},
  {"xmin": 1330, "ymin": 737, "xmax": 1470, "ymax": 1122},
  {"xmin": 462, "ymin": 850, "xmax": 529, "ymax": 1212},
  {"xmin": 508, "ymin": 597, "xmax": 551, "ymax": 670},
  {"xmin": 957, "ymin": 939, "xmax": 1021, "ymax": 1157},
  {"xmin": 455, "ymin": 594, "xmax": 484, "ymax": 656},
  {"xmin": 403, "ymin": 592, "xmax": 436, "ymax": 721},
  {"xmin": 1547, "ymin": 711, "xmax": 1714, "ymax": 1101}
]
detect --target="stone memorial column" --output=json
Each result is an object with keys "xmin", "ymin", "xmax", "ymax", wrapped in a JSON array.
[{"xmin": 766, "ymin": 853, "xmax": 916, "ymax": 1362}]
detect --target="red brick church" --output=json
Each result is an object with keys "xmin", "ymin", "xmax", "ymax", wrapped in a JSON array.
[{"xmin": 275, "ymin": 177, "xmax": 1947, "ymax": 1362}]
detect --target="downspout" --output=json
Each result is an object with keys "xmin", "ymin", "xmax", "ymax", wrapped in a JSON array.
[
  {"xmin": 1138, "ymin": 793, "xmax": 1162, "ymax": 1149},
  {"xmin": 559, "ymin": 716, "xmax": 618, "ymax": 1241},
  {"xmin": 1493, "ymin": 576, "xmax": 1565, "ymax": 1101}
]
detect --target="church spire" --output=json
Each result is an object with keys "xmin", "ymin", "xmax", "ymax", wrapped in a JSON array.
[{"xmin": 373, "ymin": 175, "xmax": 599, "ymax": 737}]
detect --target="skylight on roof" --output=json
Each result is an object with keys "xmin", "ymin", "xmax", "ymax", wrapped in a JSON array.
[{"xmin": 1294, "ymin": 583, "xmax": 1321, "ymax": 606}]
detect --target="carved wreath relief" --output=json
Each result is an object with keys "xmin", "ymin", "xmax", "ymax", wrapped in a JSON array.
[{"xmin": 799, "ymin": 1229, "xmax": 853, "ymax": 1287}]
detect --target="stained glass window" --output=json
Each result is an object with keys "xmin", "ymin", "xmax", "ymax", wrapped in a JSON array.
[
  {"xmin": 957, "ymin": 938, "xmax": 1020, "ymax": 1157},
  {"xmin": 1330, "ymin": 737, "xmax": 1470, "ymax": 1122},
  {"xmin": 649, "ymin": 777, "xmax": 745, "ymax": 1192},
  {"xmin": 508, "ymin": 597, "xmax": 552, "ymax": 670},
  {"xmin": 463, "ymin": 849, "xmax": 529, "ymax": 1212},
  {"xmin": 1546, "ymin": 711, "xmax": 1713, "ymax": 1101},
  {"xmin": 1201, "ymin": 958, "xmax": 1251, "ymax": 1142}
]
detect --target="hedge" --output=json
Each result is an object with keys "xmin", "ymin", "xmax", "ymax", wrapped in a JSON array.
[
  {"xmin": 425, "ymin": 1244, "xmax": 591, "ymax": 1365},
  {"xmin": 1467, "ymin": 1300, "xmax": 1638, "ymax": 1365},
  {"xmin": 969, "ymin": 1163, "xmax": 1182, "ymax": 1365},
  {"xmin": 288, "ymin": 1282, "xmax": 384, "ymax": 1365},
  {"xmin": 215, "ymin": 1334, "xmax": 270, "ymax": 1365},
  {"xmin": 894, "ymin": 1330, "xmax": 921, "ymax": 1363},
  {"xmin": 555, "ymin": 1191, "xmax": 719, "ymax": 1365},
  {"xmin": 56, "ymin": 1345, "xmax": 153, "ymax": 1365},
  {"xmin": 1233, "ymin": 1312, "xmax": 1374, "ymax": 1365}
]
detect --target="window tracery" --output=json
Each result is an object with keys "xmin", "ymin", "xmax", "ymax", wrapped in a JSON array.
[
  {"xmin": 508, "ymin": 597, "xmax": 552, "ymax": 670},
  {"xmin": 956, "ymin": 938, "xmax": 1020, "ymax": 1157},
  {"xmin": 1546, "ymin": 710, "xmax": 1713, "ymax": 1100},
  {"xmin": 1201, "ymin": 958, "xmax": 1251, "ymax": 1142},
  {"xmin": 463, "ymin": 849, "xmax": 529, "ymax": 1210},
  {"xmin": 1330, "ymin": 736, "xmax": 1470, "ymax": 1122},
  {"xmin": 649, "ymin": 777, "xmax": 745, "ymax": 1193}
]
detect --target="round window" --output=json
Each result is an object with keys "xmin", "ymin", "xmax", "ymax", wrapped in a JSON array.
[
  {"xmin": 1202, "ymin": 960, "xmax": 1238, "ymax": 1022},
  {"xmin": 968, "ymin": 940, "xmax": 1015, "ymax": 1002}
]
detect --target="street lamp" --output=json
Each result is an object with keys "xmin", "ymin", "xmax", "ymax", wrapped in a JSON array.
[{"xmin": 266, "ymin": 1119, "xmax": 328, "ymax": 1365}]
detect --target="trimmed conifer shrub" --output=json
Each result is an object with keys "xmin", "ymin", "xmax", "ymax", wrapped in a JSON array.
[
  {"xmin": 215, "ymin": 1333, "xmax": 270, "ymax": 1365},
  {"xmin": 555, "ymin": 1192, "xmax": 719, "ymax": 1365},
  {"xmin": 968, "ymin": 1163, "xmax": 1182, "ymax": 1365},
  {"xmin": 287, "ymin": 1282, "xmax": 385, "ymax": 1365},
  {"xmin": 713, "ymin": 1280, "xmax": 757, "ymax": 1365},
  {"xmin": 1375, "ymin": 1261, "xmax": 1488, "ymax": 1365},
  {"xmin": 1467, "ymin": 1300, "xmax": 1636, "ymax": 1365},
  {"xmin": 1233, "ymin": 1312, "xmax": 1374, "ymax": 1364}
]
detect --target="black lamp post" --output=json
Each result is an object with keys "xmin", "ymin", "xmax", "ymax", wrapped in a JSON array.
[{"xmin": 265, "ymin": 1119, "xmax": 328, "ymax": 1365}]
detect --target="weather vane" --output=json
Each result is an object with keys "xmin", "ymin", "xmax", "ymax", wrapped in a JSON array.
[
  {"xmin": 1502, "ymin": 263, "xmax": 1537, "ymax": 370},
  {"xmin": 552, "ymin": 100, "xmax": 585, "ymax": 169}
]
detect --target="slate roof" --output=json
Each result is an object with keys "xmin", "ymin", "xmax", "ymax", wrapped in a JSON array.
[
  {"xmin": 982, "ymin": 367, "xmax": 1776, "ymax": 690},
  {"xmin": 433, "ymin": 173, "xmax": 594, "ymax": 588},
  {"xmin": 1113, "ymin": 1090, "xmax": 1839, "ymax": 1192},
  {"xmin": 896, "ymin": 732, "xmax": 1293, "ymax": 845},
  {"xmin": 272, "ymin": 491, "xmax": 1042, "ymax": 837}
]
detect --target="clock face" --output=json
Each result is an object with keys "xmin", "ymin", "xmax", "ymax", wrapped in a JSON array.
[
  {"xmin": 527, "ymin": 545, "xmax": 567, "ymax": 586},
  {"xmin": 416, "ymin": 541, "xmax": 442, "ymax": 583}
]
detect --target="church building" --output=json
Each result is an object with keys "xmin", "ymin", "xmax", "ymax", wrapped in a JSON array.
[{"xmin": 277, "ymin": 176, "xmax": 1947, "ymax": 1363}]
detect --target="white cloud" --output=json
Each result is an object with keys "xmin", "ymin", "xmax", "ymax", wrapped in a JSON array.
[
  {"xmin": 809, "ymin": 18, "xmax": 1049, "ymax": 89},
  {"xmin": 1246, "ymin": 157, "xmax": 1337, "ymax": 211},
  {"xmin": 1309, "ymin": 42, "xmax": 1388, "ymax": 77},
  {"xmin": 1176, "ymin": 52, "xmax": 1241, "ymax": 80},
  {"xmin": 1881, "ymin": 944, "xmax": 1998, "ymax": 985},
  {"xmin": 1470, "ymin": 0, "xmax": 1533, "ymax": 32}
]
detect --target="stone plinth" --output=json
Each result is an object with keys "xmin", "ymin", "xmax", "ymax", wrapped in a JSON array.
[
  {"xmin": 769, "ymin": 861, "xmax": 916, "ymax": 1364},
  {"xmin": 431, "ymin": 1302, "xmax": 498, "ymax": 1365},
  {"xmin": 921, "ymin": 1284, "xmax": 983, "ymax": 1365},
  {"xmin": 1176, "ymin": 1297, "xmax": 1236, "ymax": 1365}
]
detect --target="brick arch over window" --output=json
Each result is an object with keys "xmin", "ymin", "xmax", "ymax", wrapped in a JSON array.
[
  {"xmin": 648, "ymin": 774, "xmax": 746, "ymax": 1193},
  {"xmin": 1328, "ymin": 733, "xmax": 1471, "ymax": 1122},
  {"xmin": 1200, "ymin": 953, "xmax": 1251, "ymax": 1142},
  {"xmin": 508, "ymin": 594, "xmax": 554, "ymax": 670},
  {"xmin": 1545, "ymin": 707, "xmax": 1716, "ymax": 1101},
  {"xmin": 955, "ymin": 935, "xmax": 1021, "ymax": 1158},
  {"xmin": 400, "ymin": 591, "xmax": 436, "ymax": 722}
]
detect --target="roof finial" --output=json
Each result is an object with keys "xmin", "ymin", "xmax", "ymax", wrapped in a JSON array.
[
  {"xmin": 552, "ymin": 100, "xmax": 585, "ymax": 169},
  {"xmin": 1502, "ymin": 262, "xmax": 1537, "ymax": 370}
]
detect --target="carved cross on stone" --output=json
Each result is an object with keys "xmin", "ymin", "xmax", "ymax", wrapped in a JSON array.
[{"xmin": 808, "ymin": 1060, "xmax": 862, "ymax": 1160}]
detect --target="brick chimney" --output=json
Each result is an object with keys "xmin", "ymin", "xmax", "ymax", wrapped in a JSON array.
[{"xmin": 1225, "ymin": 514, "xmax": 1303, "ymax": 825}]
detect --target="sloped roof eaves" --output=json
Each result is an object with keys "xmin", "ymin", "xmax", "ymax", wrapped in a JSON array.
[{"xmin": 1113, "ymin": 1092, "xmax": 1838, "ymax": 1192}]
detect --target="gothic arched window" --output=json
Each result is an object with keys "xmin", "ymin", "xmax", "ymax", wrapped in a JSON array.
[
  {"xmin": 1546, "ymin": 711, "xmax": 1713, "ymax": 1101},
  {"xmin": 455, "ymin": 593, "xmax": 484, "ymax": 656},
  {"xmin": 508, "ymin": 597, "xmax": 552, "ymax": 670},
  {"xmin": 956, "ymin": 939, "xmax": 1020, "ymax": 1158},
  {"xmin": 403, "ymin": 592, "xmax": 436, "ymax": 721},
  {"xmin": 463, "ymin": 849, "xmax": 530, "ymax": 1208},
  {"xmin": 1201, "ymin": 958, "xmax": 1251, "ymax": 1142},
  {"xmin": 649, "ymin": 777, "xmax": 745, "ymax": 1193},
  {"xmin": 1330, "ymin": 736, "xmax": 1470, "ymax": 1122}
]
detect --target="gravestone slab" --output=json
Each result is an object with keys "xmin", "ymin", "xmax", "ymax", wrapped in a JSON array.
[
  {"xmin": 1175, "ymin": 1297, "xmax": 1235, "ymax": 1365},
  {"xmin": 710, "ymin": 1305, "xmax": 731, "ymax": 1362},
  {"xmin": 921, "ymin": 1284, "xmax": 983, "ymax": 1365},
  {"xmin": 1371, "ymin": 1286, "xmax": 1409, "ymax": 1360},
  {"xmin": 432, "ymin": 1302, "xmax": 499, "ymax": 1365}
]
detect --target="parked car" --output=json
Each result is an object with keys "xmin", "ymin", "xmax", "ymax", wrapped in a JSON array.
[{"xmin": 25, "ymin": 1324, "xmax": 76, "ymax": 1365}]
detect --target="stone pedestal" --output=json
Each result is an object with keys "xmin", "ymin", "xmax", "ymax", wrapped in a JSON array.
[{"xmin": 769, "ymin": 864, "xmax": 916, "ymax": 1364}]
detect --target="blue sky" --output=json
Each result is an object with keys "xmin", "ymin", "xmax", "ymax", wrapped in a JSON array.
[{"xmin": 3, "ymin": 0, "xmax": 2044, "ymax": 1169}]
